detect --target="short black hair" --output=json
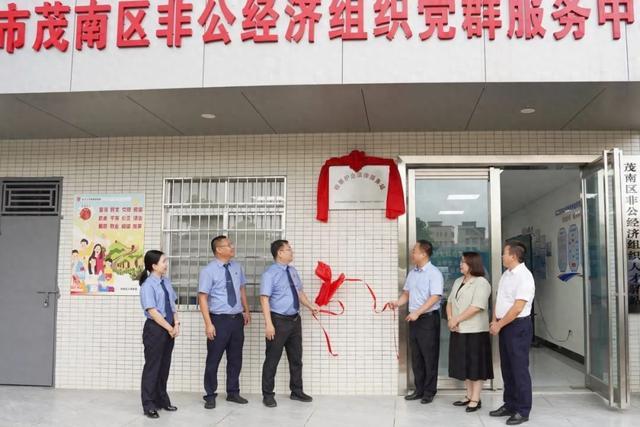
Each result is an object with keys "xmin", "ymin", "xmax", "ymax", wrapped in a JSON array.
[
  {"xmin": 417, "ymin": 240, "xmax": 433, "ymax": 258},
  {"xmin": 211, "ymin": 235, "xmax": 227, "ymax": 254},
  {"xmin": 270, "ymin": 239, "xmax": 289, "ymax": 259},
  {"xmin": 80, "ymin": 238, "xmax": 89, "ymax": 244},
  {"xmin": 105, "ymin": 258, "xmax": 112, "ymax": 263},
  {"xmin": 72, "ymin": 249, "xmax": 79, "ymax": 254},
  {"xmin": 504, "ymin": 240, "xmax": 526, "ymax": 263}
]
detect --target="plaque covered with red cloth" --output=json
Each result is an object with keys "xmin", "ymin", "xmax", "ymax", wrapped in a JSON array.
[{"xmin": 316, "ymin": 150, "xmax": 405, "ymax": 222}]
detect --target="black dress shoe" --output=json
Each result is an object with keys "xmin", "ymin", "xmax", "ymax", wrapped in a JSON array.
[
  {"xmin": 144, "ymin": 410, "xmax": 159, "ymax": 419},
  {"xmin": 290, "ymin": 392, "xmax": 313, "ymax": 403},
  {"xmin": 490, "ymin": 405, "xmax": 515, "ymax": 417},
  {"xmin": 263, "ymin": 395, "xmax": 277, "ymax": 408},
  {"xmin": 162, "ymin": 405, "xmax": 177, "ymax": 411},
  {"xmin": 506, "ymin": 413, "xmax": 529, "ymax": 425},
  {"xmin": 453, "ymin": 396, "xmax": 471, "ymax": 406},
  {"xmin": 420, "ymin": 395, "xmax": 434, "ymax": 404},
  {"xmin": 204, "ymin": 398, "xmax": 216, "ymax": 409},
  {"xmin": 404, "ymin": 392, "xmax": 422, "ymax": 401},
  {"xmin": 465, "ymin": 400, "xmax": 481, "ymax": 413},
  {"xmin": 226, "ymin": 394, "xmax": 249, "ymax": 404}
]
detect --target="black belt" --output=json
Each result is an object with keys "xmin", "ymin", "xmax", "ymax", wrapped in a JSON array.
[
  {"xmin": 271, "ymin": 311, "xmax": 299, "ymax": 320},
  {"xmin": 145, "ymin": 318, "xmax": 174, "ymax": 327},
  {"xmin": 498, "ymin": 315, "xmax": 531, "ymax": 323},
  {"xmin": 418, "ymin": 310, "xmax": 439, "ymax": 319},
  {"xmin": 210, "ymin": 313, "xmax": 243, "ymax": 319}
]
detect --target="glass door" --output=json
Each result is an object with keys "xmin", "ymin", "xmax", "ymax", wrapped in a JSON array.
[
  {"xmin": 406, "ymin": 168, "xmax": 502, "ymax": 390},
  {"xmin": 581, "ymin": 149, "xmax": 630, "ymax": 408}
]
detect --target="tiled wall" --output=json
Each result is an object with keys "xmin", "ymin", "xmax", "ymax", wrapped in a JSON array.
[{"xmin": 0, "ymin": 131, "xmax": 639, "ymax": 395}]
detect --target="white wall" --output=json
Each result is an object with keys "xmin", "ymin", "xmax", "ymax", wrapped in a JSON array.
[
  {"xmin": 503, "ymin": 178, "xmax": 585, "ymax": 356},
  {"xmin": 0, "ymin": 131, "xmax": 639, "ymax": 394},
  {"xmin": 0, "ymin": 0, "xmax": 638, "ymax": 94}
]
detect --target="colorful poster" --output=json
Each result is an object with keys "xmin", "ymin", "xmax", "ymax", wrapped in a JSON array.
[
  {"xmin": 71, "ymin": 194, "xmax": 144, "ymax": 296},
  {"xmin": 554, "ymin": 201, "xmax": 582, "ymax": 278},
  {"xmin": 568, "ymin": 224, "xmax": 581, "ymax": 273}
]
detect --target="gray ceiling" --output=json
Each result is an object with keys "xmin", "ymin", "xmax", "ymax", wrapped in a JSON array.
[
  {"xmin": 501, "ymin": 169, "xmax": 581, "ymax": 217},
  {"xmin": 1, "ymin": 82, "xmax": 640, "ymax": 139}
]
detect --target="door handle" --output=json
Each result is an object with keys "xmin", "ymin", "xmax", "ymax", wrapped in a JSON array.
[{"xmin": 37, "ymin": 290, "xmax": 59, "ymax": 308}]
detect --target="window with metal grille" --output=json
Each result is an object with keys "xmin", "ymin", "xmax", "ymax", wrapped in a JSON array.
[
  {"xmin": 162, "ymin": 177, "xmax": 286, "ymax": 311},
  {"xmin": 1, "ymin": 179, "xmax": 61, "ymax": 216}
]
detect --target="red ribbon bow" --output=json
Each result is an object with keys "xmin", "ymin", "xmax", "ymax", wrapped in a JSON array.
[
  {"xmin": 315, "ymin": 261, "xmax": 345, "ymax": 307},
  {"xmin": 312, "ymin": 261, "xmax": 398, "ymax": 359}
]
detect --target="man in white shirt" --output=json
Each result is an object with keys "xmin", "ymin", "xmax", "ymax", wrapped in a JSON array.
[{"xmin": 489, "ymin": 241, "xmax": 535, "ymax": 426}]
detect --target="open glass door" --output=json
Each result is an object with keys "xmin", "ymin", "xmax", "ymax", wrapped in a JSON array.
[
  {"xmin": 581, "ymin": 149, "xmax": 630, "ymax": 409},
  {"xmin": 405, "ymin": 167, "xmax": 502, "ymax": 390}
]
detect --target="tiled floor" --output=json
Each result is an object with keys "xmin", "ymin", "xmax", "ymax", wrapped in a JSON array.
[
  {"xmin": 528, "ymin": 346, "xmax": 585, "ymax": 390},
  {"xmin": 1, "ymin": 346, "xmax": 636, "ymax": 427},
  {"xmin": 0, "ymin": 386, "xmax": 638, "ymax": 427}
]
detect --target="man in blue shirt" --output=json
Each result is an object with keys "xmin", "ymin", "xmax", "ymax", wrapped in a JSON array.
[
  {"xmin": 388, "ymin": 240, "xmax": 444, "ymax": 404},
  {"xmin": 198, "ymin": 235, "xmax": 251, "ymax": 409},
  {"xmin": 260, "ymin": 239, "xmax": 319, "ymax": 408}
]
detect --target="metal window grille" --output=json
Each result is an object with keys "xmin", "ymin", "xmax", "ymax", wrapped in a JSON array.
[
  {"xmin": 1, "ymin": 179, "xmax": 61, "ymax": 216},
  {"xmin": 162, "ymin": 177, "xmax": 286, "ymax": 311}
]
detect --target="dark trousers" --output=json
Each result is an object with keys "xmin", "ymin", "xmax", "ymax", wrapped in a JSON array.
[
  {"xmin": 204, "ymin": 313, "xmax": 245, "ymax": 399},
  {"xmin": 409, "ymin": 311, "xmax": 440, "ymax": 398},
  {"xmin": 141, "ymin": 319, "xmax": 174, "ymax": 412},
  {"xmin": 499, "ymin": 316, "xmax": 533, "ymax": 417},
  {"xmin": 262, "ymin": 312, "xmax": 303, "ymax": 396}
]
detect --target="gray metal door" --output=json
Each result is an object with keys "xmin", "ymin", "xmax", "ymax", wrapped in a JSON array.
[{"xmin": 0, "ymin": 182, "xmax": 60, "ymax": 386}]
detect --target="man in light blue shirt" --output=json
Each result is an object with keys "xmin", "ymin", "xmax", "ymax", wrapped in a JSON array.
[
  {"xmin": 260, "ymin": 239, "xmax": 319, "ymax": 408},
  {"xmin": 388, "ymin": 240, "xmax": 444, "ymax": 403},
  {"xmin": 260, "ymin": 262, "xmax": 304, "ymax": 316},
  {"xmin": 198, "ymin": 235, "xmax": 251, "ymax": 409}
]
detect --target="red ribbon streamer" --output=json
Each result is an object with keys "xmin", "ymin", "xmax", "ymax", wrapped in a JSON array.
[
  {"xmin": 345, "ymin": 278, "xmax": 399, "ymax": 360},
  {"xmin": 314, "ymin": 262, "xmax": 399, "ymax": 359}
]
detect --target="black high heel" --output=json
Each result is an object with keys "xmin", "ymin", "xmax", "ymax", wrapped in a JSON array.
[
  {"xmin": 466, "ymin": 400, "xmax": 482, "ymax": 413},
  {"xmin": 453, "ymin": 396, "xmax": 471, "ymax": 406}
]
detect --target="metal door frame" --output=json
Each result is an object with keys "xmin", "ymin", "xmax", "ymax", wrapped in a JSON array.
[
  {"xmin": 397, "ymin": 155, "xmax": 599, "ymax": 395},
  {"xmin": 580, "ymin": 150, "xmax": 630, "ymax": 409},
  {"xmin": 405, "ymin": 167, "xmax": 497, "ymax": 390}
]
